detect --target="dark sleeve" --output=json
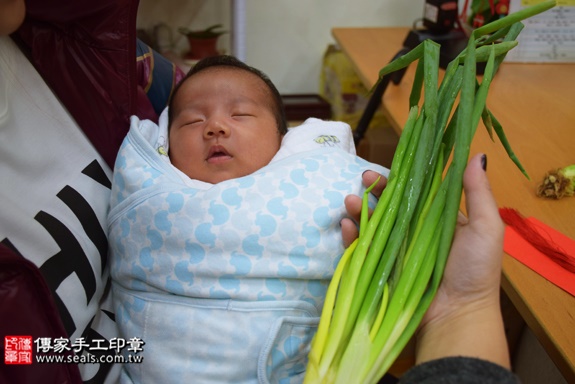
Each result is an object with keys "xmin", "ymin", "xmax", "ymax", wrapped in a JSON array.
[
  {"xmin": 15, "ymin": 0, "xmax": 157, "ymax": 169},
  {"xmin": 0, "ymin": 243, "xmax": 83, "ymax": 384},
  {"xmin": 398, "ymin": 356, "xmax": 521, "ymax": 384}
]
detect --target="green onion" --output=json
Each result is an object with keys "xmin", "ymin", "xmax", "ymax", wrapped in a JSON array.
[
  {"xmin": 304, "ymin": 1, "xmax": 556, "ymax": 383},
  {"xmin": 537, "ymin": 164, "xmax": 575, "ymax": 199}
]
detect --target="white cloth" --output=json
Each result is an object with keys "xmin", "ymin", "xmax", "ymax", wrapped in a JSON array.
[
  {"xmin": 108, "ymin": 109, "xmax": 389, "ymax": 383},
  {"xmin": 146, "ymin": 110, "xmax": 359, "ymax": 189},
  {"xmin": 0, "ymin": 36, "xmax": 120, "ymax": 383}
]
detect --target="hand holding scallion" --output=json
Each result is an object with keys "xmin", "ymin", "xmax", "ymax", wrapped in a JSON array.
[
  {"xmin": 342, "ymin": 171, "xmax": 387, "ymax": 248},
  {"xmin": 307, "ymin": 2, "xmax": 557, "ymax": 383},
  {"xmin": 415, "ymin": 153, "xmax": 509, "ymax": 369}
]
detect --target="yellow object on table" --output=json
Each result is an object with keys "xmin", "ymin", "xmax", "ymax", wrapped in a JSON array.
[{"xmin": 319, "ymin": 44, "xmax": 388, "ymax": 131}]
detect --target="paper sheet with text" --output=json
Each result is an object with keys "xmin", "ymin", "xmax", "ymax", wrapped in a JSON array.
[{"xmin": 505, "ymin": 0, "xmax": 575, "ymax": 62}]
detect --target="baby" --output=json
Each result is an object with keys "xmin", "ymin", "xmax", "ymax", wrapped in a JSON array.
[
  {"xmin": 108, "ymin": 55, "xmax": 388, "ymax": 383},
  {"xmin": 167, "ymin": 55, "xmax": 288, "ymax": 184}
]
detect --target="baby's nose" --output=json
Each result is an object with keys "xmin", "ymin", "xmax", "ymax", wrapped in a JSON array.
[{"xmin": 204, "ymin": 120, "xmax": 230, "ymax": 138}]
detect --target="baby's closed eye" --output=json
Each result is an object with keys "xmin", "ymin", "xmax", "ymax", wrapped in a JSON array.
[
  {"xmin": 231, "ymin": 113, "xmax": 255, "ymax": 120},
  {"xmin": 180, "ymin": 117, "xmax": 205, "ymax": 128}
]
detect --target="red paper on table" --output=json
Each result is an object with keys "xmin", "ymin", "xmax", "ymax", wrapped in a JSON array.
[{"xmin": 503, "ymin": 216, "xmax": 575, "ymax": 297}]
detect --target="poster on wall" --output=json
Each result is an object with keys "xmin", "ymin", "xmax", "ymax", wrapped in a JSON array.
[{"xmin": 505, "ymin": 0, "xmax": 575, "ymax": 62}]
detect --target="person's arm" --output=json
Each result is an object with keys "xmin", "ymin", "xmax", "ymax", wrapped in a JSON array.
[
  {"xmin": 343, "ymin": 154, "xmax": 514, "ymax": 380},
  {"xmin": 414, "ymin": 153, "xmax": 509, "ymax": 368},
  {"xmin": 15, "ymin": 0, "xmax": 151, "ymax": 169},
  {"xmin": 0, "ymin": 0, "xmax": 25, "ymax": 35}
]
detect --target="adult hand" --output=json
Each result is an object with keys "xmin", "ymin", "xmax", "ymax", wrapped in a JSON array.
[
  {"xmin": 0, "ymin": 0, "xmax": 26, "ymax": 35},
  {"xmin": 422, "ymin": 153, "xmax": 504, "ymax": 324},
  {"xmin": 341, "ymin": 170, "xmax": 387, "ymax": 248},
  {"xmin": 415, "ymin": 153, "xmax": 509, "ymax": 368},
  {"xmin": 342, "ymin": 154, "xmax": 509, "ymax": 369}
]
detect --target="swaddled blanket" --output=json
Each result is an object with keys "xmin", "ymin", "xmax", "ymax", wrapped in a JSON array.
[{"xmin": 108, "ymin": 109, "xmax": 388, "ymax": 383}]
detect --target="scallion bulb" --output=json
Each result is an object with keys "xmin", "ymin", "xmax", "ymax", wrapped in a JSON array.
[{"xmin": 537, "ymin": 164, "xmax": 575, "ymax": 199}]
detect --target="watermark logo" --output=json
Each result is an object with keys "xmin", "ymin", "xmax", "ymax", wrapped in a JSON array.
[
  {"xmin": 4, "ymin": 336, "xmax": 33, "ymax": 365},
  {"xmin": 4, "ymin": 336, "xmax": 144, "ymax": 365}
]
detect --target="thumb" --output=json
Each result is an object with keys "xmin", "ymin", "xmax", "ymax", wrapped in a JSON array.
[{"xmin": 463, "ymin": 154, "xmax": 501, "ymax": 226}]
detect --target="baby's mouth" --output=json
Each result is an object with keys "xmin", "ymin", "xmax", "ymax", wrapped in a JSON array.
[{"xmin": 207, "ymin": 145, "xmax": 232, "ymax": 163}]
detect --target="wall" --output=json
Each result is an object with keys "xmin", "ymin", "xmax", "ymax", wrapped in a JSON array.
[
  {"xmin": 243, "ymin": 0, "xmax": 425, "ymax": 94},
  {"xmin": 136, "ymin": 0, "xmax": 232, "ymax": 58},
  {"xmin": 136, "ymin": 0, "xmax": 425, "ymax": 94}
]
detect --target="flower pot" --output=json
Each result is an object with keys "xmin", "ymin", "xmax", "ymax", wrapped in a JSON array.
[{"xmin": 184, "ymin": 37, "xmax": 220, "ymax": 60}]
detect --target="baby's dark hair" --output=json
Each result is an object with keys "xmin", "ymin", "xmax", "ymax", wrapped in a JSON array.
[{"xmin": 168, "ymin": 55, "xmax": 288, "ymax": 135}]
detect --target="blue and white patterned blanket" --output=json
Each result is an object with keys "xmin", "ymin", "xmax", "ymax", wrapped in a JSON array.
[{"xmin": 108, "ymin": 110, "xmax": 388, "ymax": 383}]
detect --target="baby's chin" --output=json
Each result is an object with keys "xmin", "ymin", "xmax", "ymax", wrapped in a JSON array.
[
  {"xmin": 194, "ymin": 169, "xmax": 254, "ymax": 185},
  {"xmin": 183, "ymin": 160, "xmax": 270, "ymax": 184}
]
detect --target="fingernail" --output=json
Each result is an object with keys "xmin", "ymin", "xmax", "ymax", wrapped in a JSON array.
[{"xmin": 481, "ymin": 154, "xmax": 487, "ymax": 171}]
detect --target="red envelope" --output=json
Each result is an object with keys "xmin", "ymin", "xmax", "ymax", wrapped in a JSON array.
[{"xmin": 503, "ymin": 216, "xmax": 575, "ymax": 297}]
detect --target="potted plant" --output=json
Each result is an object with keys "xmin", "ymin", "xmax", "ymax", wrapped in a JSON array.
[{"xmin": 178, "ymin": 24, "xmax": 227, "ymax": 60}]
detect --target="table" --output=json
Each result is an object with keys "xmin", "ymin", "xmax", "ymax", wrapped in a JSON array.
[{"xmin": 332, "ymin": 27, "xmax": 575, "ymax": 382}]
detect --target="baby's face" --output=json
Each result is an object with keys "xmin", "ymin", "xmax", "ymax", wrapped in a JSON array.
[{"xmin": 169, "ymin": 67, "xmax": 282, "ymax": 184}]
